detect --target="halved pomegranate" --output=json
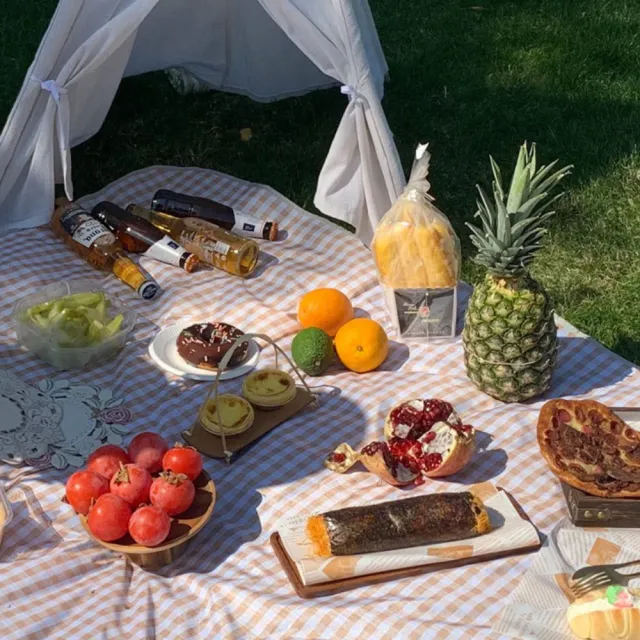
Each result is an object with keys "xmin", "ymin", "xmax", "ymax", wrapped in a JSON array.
[
  {"xmin": 384, "ymin": 398, "xmax": 460, "ymax": 440},
  {"xmin": 325, "ymin": 398, "xmax": 476, "ymax": 487}
]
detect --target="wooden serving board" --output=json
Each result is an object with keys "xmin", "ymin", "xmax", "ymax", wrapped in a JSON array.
[
  {"xmin": 271, "ymin": 489, "xmax": 541, "ymax": 598},
  {"xmin": 182, "ymin": 387, "xmax": 314, "ymax": 460}
]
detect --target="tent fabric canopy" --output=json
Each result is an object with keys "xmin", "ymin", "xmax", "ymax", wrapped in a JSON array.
[{"xmin": 0, "ymin": 0, "xmax": 405, "ymax": 245}]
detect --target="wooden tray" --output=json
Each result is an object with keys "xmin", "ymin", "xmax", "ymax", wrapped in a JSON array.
[
  {"xmin": 79, "ymin": 471, "xmax": 215, "ymax": 570},
  {"xmin": 182, "ymin": 387, "xmax": 314, "ymax": 460},
  {"xmin": 270, "ymin": 489, "xmax": 541, "ymax": 598}
]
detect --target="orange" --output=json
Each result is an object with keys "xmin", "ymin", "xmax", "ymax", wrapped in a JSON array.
[
  {"xmin": 334, "ymin": 318, "xmax": 389, "ymax": 373},
  {"xmin": 297, "ymin": 288, "xmax": 353, "ymax": 337}
]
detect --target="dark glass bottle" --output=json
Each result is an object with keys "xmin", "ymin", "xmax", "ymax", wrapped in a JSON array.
[
  {"xmin": 151, "ymin": 189, "xmax": 278, "ymax": 241},
  {"xmin": 90, "ymin": 202, "xmax": 199, "ymax": 273}
]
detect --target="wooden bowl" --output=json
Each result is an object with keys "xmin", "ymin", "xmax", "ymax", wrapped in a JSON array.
[{"xmin": 79, "ymin": 471, "xmax": 216, "ymax": 570}]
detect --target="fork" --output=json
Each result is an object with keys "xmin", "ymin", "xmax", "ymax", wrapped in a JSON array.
[{"xmin": 571, "ymin": 559, "xmax": 640, "ymax": 598}]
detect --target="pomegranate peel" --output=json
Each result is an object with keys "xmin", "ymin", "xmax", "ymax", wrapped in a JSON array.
[
  {"xmin": 359, "ymin": 441, "xmax": 418, "ymax": 486},
  {"xmin": 324, "ymin": 442, "xmax": 418, "ymax": 486},
  {"xmin": 324, "ymin": 444, "xmax": 360, "ymax": 473},
  {"xmin": 414, "ymin": 422, "xmax": 476, "ymax": 479}
]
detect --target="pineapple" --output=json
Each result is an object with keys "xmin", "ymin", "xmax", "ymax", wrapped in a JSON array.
[{"xmin": 462, "ymin": 142, "xmax": 572, "ymax": 403}]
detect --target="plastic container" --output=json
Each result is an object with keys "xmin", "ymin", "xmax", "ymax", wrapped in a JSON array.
[
  {"xmin": 0, "ymin": 483, "xmax": 13, "ymax": 551},
  {"xmin": 13, "ymin": 279, "xmax": 137, "ymax": 370}
]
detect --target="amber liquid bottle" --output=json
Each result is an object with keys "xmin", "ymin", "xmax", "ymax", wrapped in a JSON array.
[
  {"xmin": 90, "ymin": 202, "xmax": 199, "ymax": 273},
  {"xmin": 127, "ymin": 205, "xmax": 259, "ymax": 278},
  {"xmin": 151, "ymin": 189, "xmax": 278, "ymax": 241},
  {"xmin": 50, "ymin": 199, "xmax": 160, "ymax": 300}
]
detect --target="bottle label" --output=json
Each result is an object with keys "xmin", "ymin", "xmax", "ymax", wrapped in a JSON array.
[
  {"xmin": 112, "ymin": 255, "xmax": 159, "ymax": 299},
  {"xmin": 233, "ymin": 211, "xmax": 267, "ymax": 239},
  {"xmin": 212, "ymin": 241, "xmax": 231, "ymax": 256},
  {"xmin": 180, "ymin": 232, "xmax": 231, "ymax": 263},
  {"xmin": 180, "ymin": 209, "xmax": 267, "ymax": 239},
  {"xmin": 141, "ymin": 235, "xmax": 188, "ymax": 267},
  {"xmin": 60, "ymin": 206, "xmax": 115, "ymax": 248}
]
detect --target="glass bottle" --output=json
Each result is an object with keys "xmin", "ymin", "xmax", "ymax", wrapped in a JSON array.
[
  {"xmin": 50, "ymin": 199, "xmax": 160, "ymax": 300},
  {"xmin": 127, "ymin": 205, "xmax": 259, "ymax": 278},
  {"xmin": 90, "ymin": 201, "xmax": 199, "ymax": 273},
  {"xmin": 151, "ymin": 189, "xmax": 278, "ymax": 241}
]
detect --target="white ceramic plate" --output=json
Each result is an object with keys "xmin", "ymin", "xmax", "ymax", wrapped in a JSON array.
[{"xmin": 148, "ymin": 323, "xmax": 259, "ymax": 381}]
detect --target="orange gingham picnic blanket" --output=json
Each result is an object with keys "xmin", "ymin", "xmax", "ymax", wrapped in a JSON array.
[{"xmin": 1, "ymin": 167, "xmax": 639, "ymax": 640}]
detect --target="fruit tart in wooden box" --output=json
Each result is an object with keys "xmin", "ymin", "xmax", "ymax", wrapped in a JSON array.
[{"xmin": 537, "ymin": 399, "xmax": 640, "ymax": 527}]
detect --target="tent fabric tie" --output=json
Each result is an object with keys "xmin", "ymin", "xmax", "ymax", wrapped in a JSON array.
[
  {"xmin": 38, "ymin": 79, "xmax": 66, "ymax": 103},
  {"xmin": 31, "ymin": 75, "xmax": 73, "ymax": 199},
  {"xmin": 340, "ymin": 84, "xmax": 367, "ymax": 107}
]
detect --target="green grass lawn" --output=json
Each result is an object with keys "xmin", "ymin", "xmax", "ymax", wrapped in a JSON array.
[{"xmin": 2, "ymin": 1, "xmax": 640, "ymax": 363}]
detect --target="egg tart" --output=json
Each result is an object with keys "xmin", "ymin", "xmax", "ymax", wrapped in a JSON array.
[
  {"xmin": 199, "ymin": 394, "xmax": 254, "ymax": 436},
  {"xmin": 242, "ymin": 369, "xmax": 297, "ymax": 410}
]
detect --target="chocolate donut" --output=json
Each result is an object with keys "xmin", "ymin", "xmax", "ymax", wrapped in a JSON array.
[{"xmin": 176, "ymin": 323, "xmax": 248, "ymax": 370}]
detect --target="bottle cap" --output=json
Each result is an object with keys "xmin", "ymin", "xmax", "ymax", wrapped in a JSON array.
[
  {"xmin": 181, "ymin": 253, "xmax": 200, "ymax": 273},
  {"xmin": 138, "ymin": 280, "xmax": 160, "ymax": 300},
  {"xmin": 264, "ymin": 221, "xmax": 279, "ymax": 241}
]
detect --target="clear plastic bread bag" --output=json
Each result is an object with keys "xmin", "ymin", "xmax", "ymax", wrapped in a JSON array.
[{"xmin": 372, "ymin": 144, "xmax": 461, "ymax": 342}]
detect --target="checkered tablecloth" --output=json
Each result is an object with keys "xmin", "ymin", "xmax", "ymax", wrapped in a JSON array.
[{"xmin": 1, "ymin": 167, "xmax": 639, "ymax": 640}]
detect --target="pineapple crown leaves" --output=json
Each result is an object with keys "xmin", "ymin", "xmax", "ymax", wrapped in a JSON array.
[{"xmin": 467, "ymin": 142, "xmax": 573, "ymax": 277}]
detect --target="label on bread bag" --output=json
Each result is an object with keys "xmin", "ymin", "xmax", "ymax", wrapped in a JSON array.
[
  {"xmin": 141, "ymin": 235, "xmax": 189, "ymax": 267},
  {"xmin": 392, "ymin": 287, "xmax": 457, "ymax": 339},
  {"xmin": 60, "ymin": 205, "xmax": 115, "ymax": 248}
]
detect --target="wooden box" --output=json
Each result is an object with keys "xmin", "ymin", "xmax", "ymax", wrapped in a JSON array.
[{"xmin": 562, "ymin": 482, "xmax": 640, "ymax": 528}]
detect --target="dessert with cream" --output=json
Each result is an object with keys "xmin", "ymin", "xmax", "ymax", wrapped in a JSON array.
[{"xmin": 568, "ymin": 585, "xmax": 640, "ymax": 640}]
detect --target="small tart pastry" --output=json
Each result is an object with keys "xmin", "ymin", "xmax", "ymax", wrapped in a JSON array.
[
  {"xmin": 199, "ymin": 394, "xmax": 254, "ymax": 436},
  {"xmin": 568, "ymin": 585, "xmax": 640, "ymax": 640},
  {"xmin": 177, "ymin": 322, "xmax": 248, "ymax": 370},
  {"xmin": 242, "ymin": 369, "xmax": 297, "ymax": 410}
]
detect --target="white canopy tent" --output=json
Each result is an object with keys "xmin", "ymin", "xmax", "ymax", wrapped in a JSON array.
[{"xmin": 0, "ymin": 0, "xmax": 405, "ymax": 245}]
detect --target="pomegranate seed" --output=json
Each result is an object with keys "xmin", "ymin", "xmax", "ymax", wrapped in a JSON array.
[
  {"xmin": 331, "ymin": 453, "xmax": 346, "ymax": 463},
  {"xmin": 361, "ymin": 442, "xmax": 386, "ymax": 456},
  {"xmin": 387, "ymin": 437, "xmax": 413, "ymax": 458},
  {"xmin": 452, "ymin": 424, "xmax": 473, "ymax": 434},
  {"xmin": 422, "ymin": 432, "xmax": 437, "ymax": 443},
  {"xmin": 422, "ymin": 452, "xmax": 443, "ymax": 471}
]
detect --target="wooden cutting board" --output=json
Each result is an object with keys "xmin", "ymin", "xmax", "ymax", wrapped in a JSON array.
[{"xmin": 270, "ymin": 489, "xmax": 541, "ymax": 598}]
